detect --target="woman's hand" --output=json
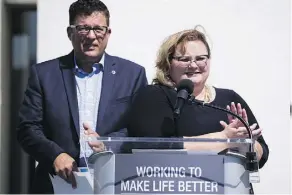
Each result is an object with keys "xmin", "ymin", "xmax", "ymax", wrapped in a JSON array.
[
  {"xmin": 220, "ymin": 120, "xmax": 261, "ymax": 139},
  {"xmin": 226, "ymin": 102, "xmax": 248, "ymax": 128},
  {"xmin": 226, "ymin": 102, "xmax": 262, "ymax": 139}
]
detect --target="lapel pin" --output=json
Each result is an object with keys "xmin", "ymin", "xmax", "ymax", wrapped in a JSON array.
[{"xmin": 111, "ymin": 70, "xmax": 116, "ymax": 75}]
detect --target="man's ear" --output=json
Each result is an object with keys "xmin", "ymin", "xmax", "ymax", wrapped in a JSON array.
[
  {"xmin": 67, "ymin": 27, "xmax": 72, "ymax": 40},
  {"xmin": 107, "ymin": 27, "xmax": 112, "ymax": 34}
]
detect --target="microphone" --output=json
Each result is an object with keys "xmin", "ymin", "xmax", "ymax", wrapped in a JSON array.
[
  {"xmin": 189, "ymin": 97, "xmax": 259, "ymax": 173},
  {"xmin": 173, "ymin": 79, "xmax": 194, "ymax": 119}
]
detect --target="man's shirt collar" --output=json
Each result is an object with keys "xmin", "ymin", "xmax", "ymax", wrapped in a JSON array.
[{"xmin": 74, "ymin": 53, "xmax": 105, "ymax": 77}]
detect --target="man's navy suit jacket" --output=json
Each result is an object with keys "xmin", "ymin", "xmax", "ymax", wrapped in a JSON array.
[{"xmin": 17, "ymin": 51, "xmax": 148, "ymax": 193}]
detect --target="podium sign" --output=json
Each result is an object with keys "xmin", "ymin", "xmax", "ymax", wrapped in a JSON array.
[
  {"xmin": 114, "ymin": 153, "xmax": 225, "ymax": 194},
  {"xmin": 89, "ymin": 137, "xmax": 252, "ymax": 194}
]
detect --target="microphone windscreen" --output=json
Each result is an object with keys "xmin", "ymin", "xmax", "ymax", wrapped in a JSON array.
[{"xmin": 176, "ymin": 79, "xmax": 194, "ymax": 94}]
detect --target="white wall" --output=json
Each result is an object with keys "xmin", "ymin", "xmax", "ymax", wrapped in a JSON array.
[{"xmin": 38, "ymin": 0, "xmax": 291, "ymax": 194}]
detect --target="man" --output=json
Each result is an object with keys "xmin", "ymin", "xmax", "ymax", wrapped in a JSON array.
[{"xmin": 17, "ymin": 0, "xmax": 147, "ymax": 193}]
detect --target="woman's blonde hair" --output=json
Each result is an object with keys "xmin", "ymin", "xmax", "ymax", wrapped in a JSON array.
[{"xmin": 152, "ymin": 26, "xmax": 211, "ymax": 87}]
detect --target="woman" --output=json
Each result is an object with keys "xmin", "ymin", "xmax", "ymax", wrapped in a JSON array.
[{"xmin": 126, "ymin": 28, "xmax": 269, "ymax": 169}]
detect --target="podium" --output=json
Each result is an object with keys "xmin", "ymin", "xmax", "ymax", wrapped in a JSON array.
[{"xmin": 87, "ymin": 137, "xmax": 258, "ymax": 194}]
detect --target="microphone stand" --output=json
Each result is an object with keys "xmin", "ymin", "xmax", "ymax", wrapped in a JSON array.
[{"xmin": 188, "ymin": 96, "xmax": 259, "ymax": 172}]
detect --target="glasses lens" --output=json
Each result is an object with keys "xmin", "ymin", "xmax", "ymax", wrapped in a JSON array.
[{"xmin": 93, "ymin": 26, "xmax": 107, "ymax": 35}]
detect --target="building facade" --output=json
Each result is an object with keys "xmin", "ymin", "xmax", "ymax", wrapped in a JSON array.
[{"xmin": 0, "ymin": 0, "xmax": 36, "ymax": 193}]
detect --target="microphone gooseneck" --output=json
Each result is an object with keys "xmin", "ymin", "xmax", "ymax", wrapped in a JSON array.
[{"xmin": 189, "ymin": 97, "xmax": 259, "ymax": 172}]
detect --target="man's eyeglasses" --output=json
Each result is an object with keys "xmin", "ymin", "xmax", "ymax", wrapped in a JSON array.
[
  {"xmin": 172, "ymin": 55, "xmax": 209, "ymax": 67},
  {"xmin": 69, "ymin": 25, "xmax": 109, "ymax": 36}
]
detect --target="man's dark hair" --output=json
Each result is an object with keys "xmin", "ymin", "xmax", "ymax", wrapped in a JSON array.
[{"xmin": 69, "ymin": 0, "xmax": 110, "ymax": 26}]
